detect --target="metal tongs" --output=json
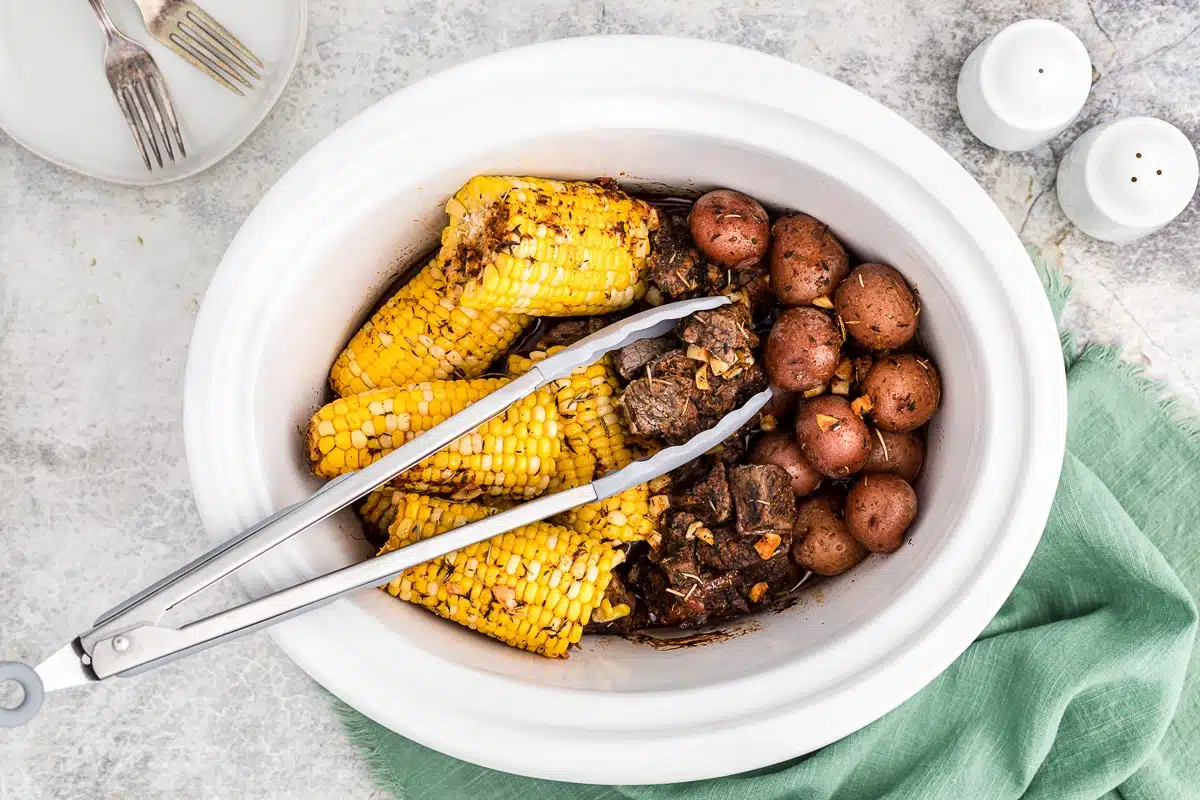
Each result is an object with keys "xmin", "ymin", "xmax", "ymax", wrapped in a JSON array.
[{"xmin": 0, "ymin": 295, "xmax": 772, "ymax": 726}]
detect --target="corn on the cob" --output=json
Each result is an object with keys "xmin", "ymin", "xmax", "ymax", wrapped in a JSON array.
[
  {"xmin": 508, "ymin": 349, "xmax": 653, "ymax": 542},
  {"xmin": 330, "ymin": 260, "xmax": 530, "ymax": 397},
  {"xmin": 379, "ymin": 493, "xmax": 623, "ymax": 657},
  {"xmin": 438, "ymin": 176, "xmax": 657, "ymax": 316},
  {"xmin": 307, "ymin": 379, "xmax": 561, "ymax": 498}
]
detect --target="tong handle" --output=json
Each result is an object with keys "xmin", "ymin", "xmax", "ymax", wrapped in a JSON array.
[
  {"xmin": 87, "ymin": 484, "xmax": 598, "ymax": 679},
  {"xmin": 85, "ymin": 371, "xmax": 545, "ymax": 646}
]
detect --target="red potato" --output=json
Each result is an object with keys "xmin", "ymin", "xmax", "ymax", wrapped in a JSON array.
[
  {"xmin": 834, "ymin": 264, "xmax": 919, "ymax": 351},
  {"xmin": 769, "ymin": 214, "xmax": 850, "ymax": 306},
  {"xmin": 688, "ymin": 190, "xmax": 770, "ymax": 269},
  {"xmin": 844, "ymin": 474, "xmax": 918, "ymax": 553},
  {"xmin": 792, "ymin": 496, "xmax": 867, "ymax": 576},
  {"xmin": 860, "ymin": 354, "xmax": 941, "ymax": 432},
  {"xmin": 765, "ymin": 308, "xmax": 841, "ymax": 393},
  {"xmin": 864, "ymin": 428, "xmax": 925, "ymax": 481},
  {"xmin": 750, "ymin": 432, "xmax": 823, "ymax": 497},
  {"xmin": 794, "ymin": 395, "xmax": 871, "ymax": 478}
]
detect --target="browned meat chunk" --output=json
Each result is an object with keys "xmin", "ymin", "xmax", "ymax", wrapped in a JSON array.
[
  {"xmin": 642, "ymin": 568, "xmax": 750, "ymax": 629},
  {"xmin": 730, "ymin": 465, "xmax": 798, "ymax": 535},
  {"xmin": 680, "ymin": 303, "xmax": 759, "ymax": 367},
  {"xmin": 612, "ymin": 335, "xmax": 675, "ymax": 381},
  {"xmin": 696, "ymin": 363, "xmax": 768, "ymax": 423},
  {"xmin": 647, "ymin": 213, "xmax": 706, "ymax": 300},
  {"xmin": 647, "ymin": 348, "xmax": 700, "ymax": 379},
  {"xmin": 738, "ymin": 548, "xmax": 804, "ymax": 604},
  {"xmin": 619, "ymin": 374, "xmax": 701, "ymax": 443},
  {"xmin": 650, "ymin": 512, "xmax": 704, "ymax": 583},
  {"xmin": 671, "ymin": 461, "xmax": 733, "ymax": 524},
  {"xmin": 621, "ymin": 353, "xmax": 767, "ymax": 446},
  {"xmin": 695, "ymin": 526, "xmax": 761, "ymax": 571}
]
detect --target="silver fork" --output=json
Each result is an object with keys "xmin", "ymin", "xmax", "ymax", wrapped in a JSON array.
[
  {"xmin": 86, "ymin": 0, "xmax": 186, "ymax": 171},
  {"xmin": 131, "ymin": 0, "xmax": 264, "ymax": 95}
]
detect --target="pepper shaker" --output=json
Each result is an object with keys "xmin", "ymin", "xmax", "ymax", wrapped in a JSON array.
[
  {"xmin": 1056, "ymin": 117, "xmax": 1199, "ymax": 243},
  {"xmin": 957, "ymin": 19, "xmax": 1092, "ymax": 151}
]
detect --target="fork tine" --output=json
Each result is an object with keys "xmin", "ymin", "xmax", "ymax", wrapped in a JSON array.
[
  {"xmin": 134, "ymin": 80, "xmax": 173, "ymax": 162},
  {"xmin": 183, "ymin": 7, "xmax": 263, "ymax": 70},
  {"xmin": 167, "ymin": 31, "xmax": 245, "ymax": 95},
  {"xmin": 115, "ymin": 87, "xmax": 153, "ymax": 171},
  {"xmin": 148, "ymin": 73, "xmax": 186, "ymax": 159},
  {"xmin": 126, "ymin": 84, "xmax": 163, "ymax": 167},
  {"xmin": 184, "ymin": 10, "xmax": 262, "ymax": 79},
  {"xmin": 177, "ymin": 22, "xmax": 254, "ymax": 86}
]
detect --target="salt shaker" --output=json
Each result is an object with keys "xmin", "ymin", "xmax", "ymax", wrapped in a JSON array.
[
  {"xmin": 957, "ymin": 19, "xmax": 1092, "ymax": 151},
  {"xmin": 1056, "ymin": 117, "xmax": 1199, "ymax": 243}
]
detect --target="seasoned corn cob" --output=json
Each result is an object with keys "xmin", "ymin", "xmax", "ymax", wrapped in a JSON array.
[
  {"xmin": 330, "ymin": 260, "xmax": 530, "ymax": 397},
  {"xmin": 308, "ymin": 379, "xmax": 561, "ymax": 499},
  {"xmin": 508, "ymin": 350, "xmax": 654, "ymax": 542},
  {"xmin": 379, "ymin": 493, "xmax": 623, "ymax": 657},
  {"xmin": 438, "ymin": 176, "xmax": 657, "ymax": 316}
]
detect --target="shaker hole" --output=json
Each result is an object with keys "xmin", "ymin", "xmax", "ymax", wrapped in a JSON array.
[
  {"xmin": 1136, "ymin": 153, "xmax": 1143, "ymax": 158},
  {"xmin": 1157, "ymin": 169, "xmax": 1163, "ymax": 175},
  {"xmin": 1131, "ymin": 177, "xmax": 1138, "ymax": 182},
  {"xmin": 1038, "ymin": 68, "xmax": 1044, "ymax": 73}
]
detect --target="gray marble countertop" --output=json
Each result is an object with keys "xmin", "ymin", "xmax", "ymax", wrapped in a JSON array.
[{"xmin": 2, "ymin": 1, "xmax": 1197, "ymax": 797}]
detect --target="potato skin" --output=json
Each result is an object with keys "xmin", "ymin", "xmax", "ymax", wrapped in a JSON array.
[
  {"xmin": 750, "ymin": 432, "xmax": 823, "ymax": 497},
  {"xmin": 834, "ymin": 264, "xmax": 918, "ymax": 351},
  {"xmin": 861, "ymin": 354, "xmax": 941, "ymax": 432},
  {"xmin": 765, "ymin": 308, "xmax": 841, "ymax": 392},
  {"xmin": 688, "ymin": 190, "xmax": 770, "ymax": 269},
  {"xmin": 792, "ymin": 496, "xmax": 867, "ymax": 576},
  {"xmin": 794, "ymin": 395, "xmax": 871, "ymax": 478},
  {"xmin": 864, "ymin": 428, "xmax": 925, "ymax": 481},
  {"xmin": 769, "ymin": 214, "xmax": 850, "ymax": 306},
  {"xmin": 845, "ymin": 474, "xmax": 917, "ymax": 553}
]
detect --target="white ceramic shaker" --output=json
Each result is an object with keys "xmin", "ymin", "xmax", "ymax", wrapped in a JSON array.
[
  {"xmin": 1056, "ymin": 117, "xmax": 1199, "ymax": 243},
  {"xmin": 957, "ymin": 19, "xmax": 1092, "ymax": 151}
]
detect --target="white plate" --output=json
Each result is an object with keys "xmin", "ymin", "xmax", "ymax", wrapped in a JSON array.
[{"xmin": 0, "ymin": 0, "xmax": 306, "ymax": 185}]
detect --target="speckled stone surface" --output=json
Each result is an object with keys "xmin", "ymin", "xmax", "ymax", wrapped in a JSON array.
[{"xmin": 2, "ymin": 1, "xmax": 1197, "ymax": 797}]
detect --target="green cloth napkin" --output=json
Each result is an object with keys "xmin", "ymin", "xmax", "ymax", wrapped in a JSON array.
[{"xmin": 334, "ymin": 266, "xmax": 1200, "ymax": 799}]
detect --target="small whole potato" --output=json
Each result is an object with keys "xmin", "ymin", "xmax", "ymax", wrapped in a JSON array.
[
  {"xmin": 765, "ymin": 308, "xmax": 841, "ymax": 393},
  {"xmin": 860, "ymin": 354, "xmax": 941, "ymax": 432},
  {"xmin": 792, "ymin": 496, "xmax": 867, "ymax": 576},
  {"xmin": 750, "ymin": 432, "xmax": 823, "ymax": 497},
  {"xmin": 864, "ymin": 428, "xmax": 925, "ymax": 481},
  {"xmin": 794, "ymin": 395, "xmax": 871, "ymax": 478},
  {"xmin": 769, "ymin": 214, "xmax": 850, "ymax": 306},
  {"xmin": 688, "ymin": 190, "xmax": 770, "ymax": 269},
  {"xmin": 845, "ymin": 474, "xmax": 918, "ymax": 553},
  {"xmin": 834, "ymin": 264, "xmax": 919, "ymax": 351}
]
